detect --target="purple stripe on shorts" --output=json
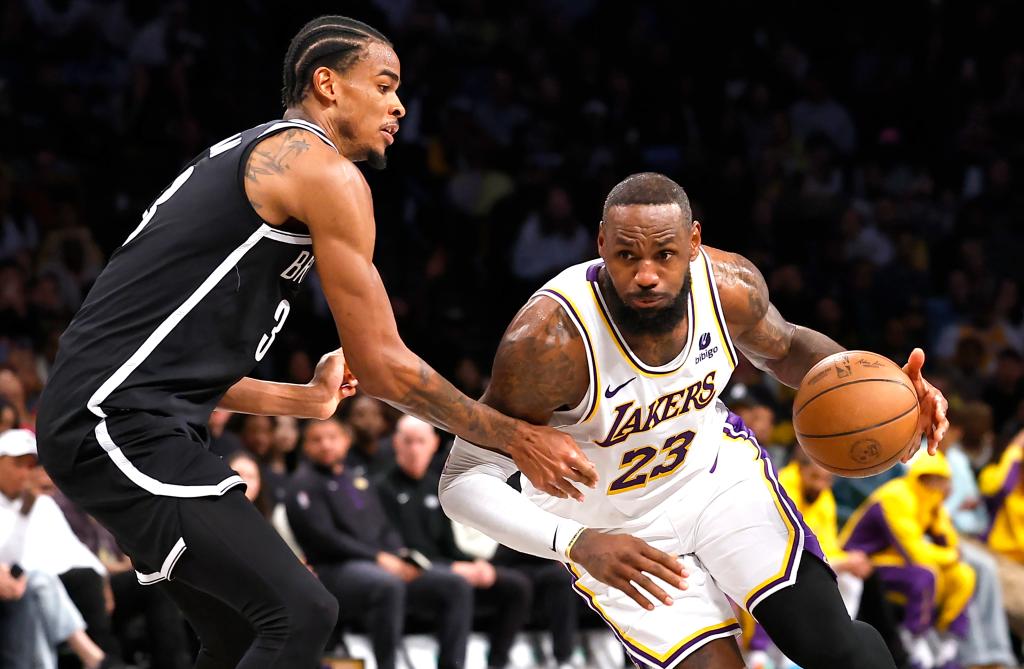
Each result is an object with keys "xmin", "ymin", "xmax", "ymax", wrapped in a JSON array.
[
  {"xmin": 565, "ymin": 564, "xmax": 739, "ymax": 668},
  {"xmin": 724, "ymin": 411, "xmax": 827, "ymax": 610}
]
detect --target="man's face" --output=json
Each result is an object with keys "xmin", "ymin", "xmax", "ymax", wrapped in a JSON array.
[
  {"xmin": 737, "ymin": 405, "xmax": 775, "ymax": 446},
  {"xmin": 393, "ymin": 418, "xmax": 439, "ymax": 481},
  {"xmin": 0, "ymin": 454, "xmax": 37, "ymax": 499},
  {"xmin": 598, "ymin": 204, "xmax": 700, "ymax": 335},
  {"xmin": 303, "ymin": 421, "xmax": 351, "ymax": 468},
  {"xmin": 799, "ymin": 461, "xmax": 833, "ymax": 504},
  {"xmin": 349, "ymin": 397, "xmax": 387, "ymax": 440},
  {"xmin": 242, "ymin": 416, "xmax": 273, "ymax": 457},
  {"xmin": 326, "ymin": 41, "xmax": 405, "ymax": 169}
]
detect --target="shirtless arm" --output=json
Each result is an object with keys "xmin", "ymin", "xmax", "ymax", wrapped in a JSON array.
[
  {"xmin": 440, "ymin": 296, "xmax": 686, "ymax": 610},
  {"xmin": 709, "ymin": 246, "xmax": 948, "ymax": 459},
  {"xmin": 222, "ymin": 128, "xmax": 596, "ymax": 496}
]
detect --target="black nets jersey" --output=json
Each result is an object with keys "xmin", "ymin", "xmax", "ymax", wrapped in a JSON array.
[{"xmin": 37, "ymin": 119, "xmax": 335, "ymax": 451}]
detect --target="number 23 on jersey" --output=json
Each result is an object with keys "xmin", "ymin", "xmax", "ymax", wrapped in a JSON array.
[{"xmin": 608, "ymin": 430, "xmax": 697, "ymax": 495}]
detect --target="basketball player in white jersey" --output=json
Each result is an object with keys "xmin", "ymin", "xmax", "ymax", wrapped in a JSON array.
[{"xmin": 440, "ymin": 173, "xmax": 949, "ymax": 669}]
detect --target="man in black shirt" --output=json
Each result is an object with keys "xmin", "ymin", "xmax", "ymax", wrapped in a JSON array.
[
  {"xmin": 287, "ymin": 417, "xmax": 472, "ymax": 669},
  {"xmin": 378, "ymin": 416, "xmax": 531, "ymax": 669}
]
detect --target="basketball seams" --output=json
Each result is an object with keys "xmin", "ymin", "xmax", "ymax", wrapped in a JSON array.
[
  {"xmin": 795, "ymin": 402, "xmax": 919, "ymax": 439},
  {"xmin": 793, "ymin": 377, "xmax": 916, "ymax": 417}
]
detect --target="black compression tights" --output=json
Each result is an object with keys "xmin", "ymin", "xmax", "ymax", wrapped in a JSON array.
[
  {"xmin": 752, "ymin": 553, "xmax": 897, "ymax": 669},
  {"xmin": 160, "ymin": 490, "xmax": 338, "ymax": 669}
]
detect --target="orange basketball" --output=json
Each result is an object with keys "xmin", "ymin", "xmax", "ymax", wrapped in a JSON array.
[{"xmin": 793, "ymin": 351, "xmax": 920, "ymax": 478}]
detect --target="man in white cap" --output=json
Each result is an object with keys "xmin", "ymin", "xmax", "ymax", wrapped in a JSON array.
[{"xmin": 0, "ymin": 429, "xmax": 113, "ymax": 669}]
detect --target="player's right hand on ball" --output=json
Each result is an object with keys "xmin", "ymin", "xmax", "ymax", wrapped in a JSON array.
[
  {"xmin": 569, "ymin": 529, "xmax": 687, "ymax": 611},
  {"xmin": 509, "ymin": 424, "xmax": 598, "ymax": 501}
]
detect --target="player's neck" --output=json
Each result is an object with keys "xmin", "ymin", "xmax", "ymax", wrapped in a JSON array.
[{"xmin": 283, "ymin": 106, "xmax": 347, "ymax": 158}]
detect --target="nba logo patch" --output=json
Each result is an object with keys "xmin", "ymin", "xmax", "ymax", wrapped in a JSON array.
[{"xmin": 699, "ymin": 333, "xmax": 712, "ymax": 350}]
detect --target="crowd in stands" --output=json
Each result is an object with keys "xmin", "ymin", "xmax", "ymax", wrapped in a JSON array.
[{"xmin": 2, "ymin": 0, "xmax": 1024, "ymax": 667}]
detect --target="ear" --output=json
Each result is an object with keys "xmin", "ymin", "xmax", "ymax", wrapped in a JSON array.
[
  {"xmin": 597, "ymin": 222, "xmax": 606, "ymax": 258},
  {"xmin": 689, "ymin": 220, "xmax": 702, "ymax": 260},
  {"xmin": 310, "ymin": 66, "xmax": 340, "ymax": 103}
]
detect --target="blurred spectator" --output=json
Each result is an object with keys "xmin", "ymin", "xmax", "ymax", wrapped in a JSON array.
[
  {"xmin": 238, "ymin": 414, "xmax": 273, "ymax": 460},
  {"xmin": 0, "ymin": 429, "xmax": 113, "ymax": 669},
  {"xmin": 262, "ymin": 416, "xmax": 300, "ymax": 505},
  {"xmin": 226, "ymin": 449, "xmax": 271, "ymax": 518},
  {"xmin": 287, "ymin": 418, "xmax": 471, "ymax": 669},
  {"xmin": 943, "ymin": 405, "xmax": 991, "ymax": 536},
  {"xmin": 344, "ymin": 395, "xmax": 394, "ymax": 480},
  {"xmin": 984, "ymin": 349, "xmax": 1024, "ymax": 431},
  {"xmin": 840, "ymin": 453, "xmax": 975, "ymax": 669},
  {"xmin": 511, "ymin": 186, "xmax": 591, "ymax": 285},
  {"xmin": 378, "ymin": 416, "xmax": 531, "ymax": 669},
  {"xmin": 980, "ymin": 430, "xmax": 1023, "ymax": 563},
  {"xmin": 730, "ymin": 387, "xmax": 788, "ymax": 465}
]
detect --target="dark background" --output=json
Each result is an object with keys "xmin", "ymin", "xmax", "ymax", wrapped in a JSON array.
[{"xmin": 2, "ymin": 0, "xmax": 1023, "ymax": 446}]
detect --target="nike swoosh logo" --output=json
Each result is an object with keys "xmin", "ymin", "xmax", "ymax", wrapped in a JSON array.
[{"xmin": 605, "ymin": 377, "xmax": 637, "ymax": 398}]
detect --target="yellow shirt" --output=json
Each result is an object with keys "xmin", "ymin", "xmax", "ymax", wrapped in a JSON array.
[
  {"xmin": 980, "ymin": 443, "xmax": 1024, "ymax": 563},
  {"xmin": 779, "ymin": 462, "xmax": 846, "ymax": 562}
]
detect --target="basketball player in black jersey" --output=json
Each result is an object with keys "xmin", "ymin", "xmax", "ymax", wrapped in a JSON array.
[{"xmin": 33, "ymin": 16, "xmax": 635, "ymax": 669}]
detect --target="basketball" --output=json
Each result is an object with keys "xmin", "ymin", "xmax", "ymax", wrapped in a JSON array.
[{"xmin": 793, "ymin": 351, "xmax": 920, "ymax": 478}]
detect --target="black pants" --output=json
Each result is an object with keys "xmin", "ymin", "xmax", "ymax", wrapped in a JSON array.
[
  {"xmin": 59, "ymin": 568, "xmax": 122, "ymax": 659},
  {"xmin": 472, "ymin": 567, "xmax": 532, "ymax": 668},
  {"xmin": 317, "ymin": 561, "xmax": 473, "ymax": 669},
  {"xmin": 493, "ymin": 551, "xmax": 579, "ymax": 664},
  {"xmin": 159, "ymin": 491, "xmax": 338, "ymax": 669},
  {"xmin": 753, "ymin": 552, "xmax": 897, "ymax": 669},
  {"xmin": 111, "ymin": 571, "xmax": 192, "ymax": 669}
]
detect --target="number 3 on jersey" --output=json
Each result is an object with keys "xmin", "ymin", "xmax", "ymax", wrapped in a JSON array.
[
  {"xmin": 255, "ymin": 299, "xmax": 290, "ymax": 361},
  {"xmin": 608, "ymin": 430, "xmax": 696, "ymax": 495}
]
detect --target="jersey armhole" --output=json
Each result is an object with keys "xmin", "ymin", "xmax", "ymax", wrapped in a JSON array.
[
  {"xmin": 699, "ymin": 248, "xmax": 740, "ymax": 369},
  {"xmin": 234, "ymin": 121, "xmax": 339, "ymax": 231},
  {"xmin": 534, "ymin": 290, "xmax": 600, "ymax": 426}
]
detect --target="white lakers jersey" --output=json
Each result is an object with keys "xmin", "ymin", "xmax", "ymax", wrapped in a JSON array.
[{"xmin": 523, "ymin": 248, "xmax": 739, "ymax": 527}]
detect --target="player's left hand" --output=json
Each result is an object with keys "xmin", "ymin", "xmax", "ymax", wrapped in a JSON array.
[
  {"xmin": 311, "ymin": 348, "xmax": 359, "ymax": 417},
  {"xmin": 901, "ymin": 348, "xmax": 948, "ymax": 463}
]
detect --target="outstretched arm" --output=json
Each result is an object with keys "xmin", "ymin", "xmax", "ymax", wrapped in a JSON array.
[
  {"xmin": 440, "ymin": 296, "xmax": 687, "ymax": 611},
  {"xmin": 243, "ymin": 128, "xmax": 596, "ymax": 495},
  {"xmin": 709, "ymin": 246, "xmax": 948, "ymax": 458}
]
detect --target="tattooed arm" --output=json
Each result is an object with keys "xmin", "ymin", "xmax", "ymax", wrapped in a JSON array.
[
  {"xmin": 238, "ymin": 128, "xmax": 597, "ymax": 496},
  {"xmin": 710, "ymin": 246, "xmax": 948, "ymax": 458},
  {"xmin": 708, "ymin": 246, "xmax": 843, "ymax": 388},
  {"xmin": 439, "ymin": 296, "xmax": 687, "ymax": 609}
]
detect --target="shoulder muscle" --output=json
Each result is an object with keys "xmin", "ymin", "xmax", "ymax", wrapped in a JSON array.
[{"xmin": 482, "ymin": 295, "xmax": 589, "ymax": 425}]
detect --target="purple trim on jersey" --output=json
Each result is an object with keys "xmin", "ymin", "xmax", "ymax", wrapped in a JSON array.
[
  {"xmin": 709, "ymin": 450, "xmax": 720, "ymax": 473},
  {"xmin": 536, "ymin": 288, "xmax": 598, "ymax": 422},
  {"xmin": 723, "ymin": 411, "xmax": 827, "ymax": 611},
  {"xmin": 585, "ymin": 262, "xmax": 603, "ymax": 282},
  {"xmin": 700, "ymin": 250, "xmax": 738, "ymax": 367},
  {"xmin": 874, "ymin": 564, "xmax": 936, "ymax": 634},
  {"xmin": 982, "ymin": 460, "xmax": 1020, "ymax": 541},
  {"xmin": 842, "ymin": 502, "xmax": 913, "ymax": 564}
]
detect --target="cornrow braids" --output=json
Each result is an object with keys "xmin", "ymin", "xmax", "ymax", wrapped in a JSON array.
[{"xmin": 281, "ymin": 15, "xmax": 391, "ymax": 107}]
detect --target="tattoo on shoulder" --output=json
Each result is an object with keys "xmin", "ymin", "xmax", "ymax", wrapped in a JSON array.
[
  {"xmin": 245, "ymin": 129, "xmax": 311, "ymax": 184},
  {"xmin": 715, "ymin": 250, "xmax": 769, "ymax": 323},
  {"xmin": 489, "ymin": 298, "xmax": 587, "ymax": 419}
]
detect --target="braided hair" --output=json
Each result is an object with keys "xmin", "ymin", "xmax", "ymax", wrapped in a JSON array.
[{"xmin": 281, "ymin": 16, "xmax": 391, "ymax": 107}]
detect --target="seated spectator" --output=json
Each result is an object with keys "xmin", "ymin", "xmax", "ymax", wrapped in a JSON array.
[
  {"xmin": 980, "ymin": 430, "xmax": 1023, "ymax": 563},
  {"xmin": 378, "ymin": 415, "xmax": 531, "ymax": 669},
  {"xmin": 47, "ymin": 471, "xmax": 191, "ymax": 669},
  {"xmin": 0, "ymin": 429, "xmax": 113, "ymax": 669},
  {"xmin": 344, "ymin": 395, "xmax": 395, "ymax": 479},
  {"xmin": 940, "ymin": 415, "xmax": 1018, "ymax": 669},
  {"xmin": 264, "ymin": 416, "xmax": 300, "ymax": 505},
  {"xmin": 840, "ymin": 452, "xmax": 976, "ymax": 669},
  {"xmin": 730, "ymin": 387, "xmax": 788, "ymax": 466},
  {"xmin": 287, "ymin": 418, "xmax": 471, "ymax": 669}
]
